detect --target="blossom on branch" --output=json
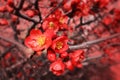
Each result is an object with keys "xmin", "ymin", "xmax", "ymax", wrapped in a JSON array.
[
  {"xmin": 51, "ymin": 36, "xmax": 68, "ymax": 53},
  {"xmin": 50, "ymin": 59, "xmax": 65, "ymax": 76},
  {"xmin": 24, "ymin": 29, "xmax": 52, "ymax": 51}
]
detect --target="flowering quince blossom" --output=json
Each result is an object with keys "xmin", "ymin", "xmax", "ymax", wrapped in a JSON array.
[
  {"xmin": 47, "ymin": 10, "xmax": 69, "ymax": 30},
  {"xmin": 102, "ymin": 16, "xmax": 112, "ymax": 25},
  {"xmin": 114, "ymin": 9, "xmax": 120, "ymax": 21},
  {"xmin": 60, "ymin": 52, "xmax": 68, "ymax": 59},
  {"xmin": 44, "ymin": 29, "xmax": 57, "ymax": 39},
  {"xmin": 0, "ymin": 6, "xmax": 6, "ymax": 12},
  {"xmin": 25, "ymin": 10, "xmax": 37, "ymax": 17},
  {"xmin": 7, "ymin": 0, "xmax": 14, "ymax": 6},
  {"xmin": 42, "ymin": 18, "xmax": 59, "ymax": 33},
  {"xmin": 58, "ymin": 15, "xmax": 69, "ymax": 30},
  {"xmin": 50, "ymin": 59, "xmax": 65, "ymax": 76},
  {"xmin": 24, "ymin": 29, "xmax": 52, "ymax": 51},
  {"xmin": 0, "ymin": 18, "xmax": 8, "ymax": 26},
  {"xmin": 99, "ymin": 0, "xmax": 110, "ymax": 8},
  {"xmin": 51, "ymin": 36, "xmax": 68, "ymax": 53},
  {"xmin": 55, "ymin": 10, "xmax": 69, "ymax": 30},
  {"xmin": 69, "ymin": 50, "xmax": 84, "ymax": 68},
  {"xmin": 47, "ymin": 49, "xmax": 56, "ymax": 62},
  {"xmin": 65, "ymin": 60, "xmax": 74, "ymax": 71}
]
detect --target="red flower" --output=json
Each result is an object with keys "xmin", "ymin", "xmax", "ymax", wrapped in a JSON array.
[
  {"xmin": 65, "ymin": 60, "xmax": 74, "ymax": 71},
  {"xmin": 11, "ymin": 15, "xmax": 18, "ymax": 22},
  {"xmin": 49, "ymin": 59, "xmax": 65, "ymax": 76},
  {"xmin": 42, "ymin": 18, "xmax": 59, "ymax": 33},
  {"xmin": 49, "ymin": 10, "xmax": 62, "ymax": 19},
  {"xmin": 44, "ymin": 29, "xmax": 57, "ymax": 39},
  {"xmin": 0, "ymin": 6, "xmax": 6, "ymax": 12},
  {"xmin": 0, "ymin": 18, "xmax": 8, "ymax": 26},
  {"xmin": 69, "ymin": 50, "xmax": 84, "ymax": 68},
  {"xmin": 49, "ymin": 10, "xmax": 69, "ymax": 30},
  {"xmin": 102, "ymin": 16, "xmax": 112, "ymax": 25},
  {"xmin": 58, "ymin": 16, "xmax": 69, "ymax": 30},
  {"xmin": 60, "ymin": 52, "xmax": 68, "ymax": 59},
  {"xmin": 6, "ymin": 5, "xmax": 13, "ymax": 13},
  {"xmin": 51, "ymin": 36, "xmax": 68, "ymax": 53},
  {"xmin": 62, "ymin": 2, "xmax": 72, "ymax": 12},
  {"xmin": 99, "ymin": 0, "xmax": 109, "ymax": 8},
  {"xmin": 24, "ymin": 29, "xmax": 52, "ymax": 51},
  {"xmin": 7, "ymin": 0, "xmax": 14, "ymax": 6},
  {"xmin": 71, "ymin": 0, "xmax": 80, "ymax": 7},
  {"xmin": 47, "ymin": 49, "xmax": 56, "ymax": 62},
  {"xmin": 25, "ymin": 10, "xmax": 37, "ymax": 17}
]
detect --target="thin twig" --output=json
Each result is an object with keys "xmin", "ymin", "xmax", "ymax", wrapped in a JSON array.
[
  {"xmin": 43, "ymin": 0, "xmax": 63, "ymax": 21},
  {"xmin": 6, "ymin": 58, "xmax": 27, "ymax": 71},
  {"xmin": 0, "ymin": 35, "xmax": 34, "ymax": 58},
  {"xmin": 35, "ymin": 0, "xmax": 42, "ymax": 23},
  {"xmin": 69, "ymin": 33, "xmax": 120, "ymax": 50},
  {"xmin": 0, "ymin": 45, "xmax": 15, "ymax": 59}
]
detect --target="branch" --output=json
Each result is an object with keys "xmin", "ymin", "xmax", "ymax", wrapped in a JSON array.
[
  {"xmin": 0, "ymin": 35, "xmax": 34, "ymax": 58},
  {"xmin": 69, "ymin": 33, "xmax": 120, "ymax": 50},
  {"xmin": 0, "ymin": 45, "xmax": 15, "ymax": 59},
  {"xmin": 75, "ymin": 15, "xmax": 99, "ymax": 28},
  {"xmin": 6, "ymin": 58, "xmax": 27, "ymax": 71},
  {"xmin": 43, "ymin": 0, "xmax": 63, "ymax": 21},
  {"xmin": 14, "ymin": 12, "xmax": 39, "ymax": 23},
  {"xmin": 34, "ymin": 0, "xmax": 42, "ymax": 23}
]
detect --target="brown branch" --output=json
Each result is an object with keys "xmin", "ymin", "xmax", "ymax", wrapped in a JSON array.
[
  {"xmin": 43, "ymin": 0, "xmax": 63, "ymax": 22},
  {"xmin": 75, "ymin": 15, "xmax": 99, "ymax": 28},
  {"xmin": 0, "ymin": 45, "xmax": 15, "ymax": 59},
  {"xmin": 0, "ymin": 35, "xmax": 34, "ymax": 58},
  {"xmin": 14, "ymin": 12, "xmax": 39, "ymax": 23},
  {"xmin": 69, "ymin": 33, "xmax": 120, "ymax": 50},
  {"xmin": 6, "ymin": 58, "xmax": 27, "ymax": 71},
  {"xmin": 34, "ymin": 0, "xmax": 42, "ymax": 23}
]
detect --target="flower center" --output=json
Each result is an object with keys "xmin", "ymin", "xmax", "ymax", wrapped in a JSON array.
[
  {"xmin": 56, "ymin": 42, "xmax": 63, "ymax": 49},
  {"xmin": 37, "ymin": 36, "xmax": 46, "ymax": 46},
  {"xmin": 59, "ymin": 17, "xmax": 64, "ymax": 23},
  {"xmin": 49, "ymin": 22, "xmax": 54, "ymax": 28}
]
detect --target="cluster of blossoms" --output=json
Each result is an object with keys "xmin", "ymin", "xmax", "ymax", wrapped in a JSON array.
[
  {"xmin": 61, "ymin": 0, "xmax": 110, "ymax": 17},
  {"xmin": 0, "ymin": 0, "xmax": 16, "ymax": 26},
  {"xmin": 24, "ymin": 10, "xmax": 85, "ymax": 76}
]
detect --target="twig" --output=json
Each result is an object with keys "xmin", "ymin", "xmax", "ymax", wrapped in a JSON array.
[
  {"xmin": 43, "ymin": 0, "xmax": 63, "ymax": 21},
  {"xmin": 0, "ymin": 45, "xmax": 15, "ymax": 59},
  {"xmin": 75, "ymin": 15, "xmax": 99, "ymax": 28},
  {"xmin": 34, "ymin": 0, "xmax": 42, "ymax": 23},
  {"xmin": 69, "ymin": 33, "xmax": 120, "ymax": 50},
  {"xmin": 14, "ymin": 12, "xmax": 39, "ymax": 23},
  {"xmin": 0, "ymin": 35, "xmax": 34, "ymax": 58},
  {"xmin": 6, "ymin": 58, "xmax": 27, "ymax": 71}
]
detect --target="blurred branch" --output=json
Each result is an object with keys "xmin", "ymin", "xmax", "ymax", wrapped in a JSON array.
[
  {"xmin": 0, "ymin": 35, "xmax": 34, "ymax": 58},
  {"xmin": 6, "ymin": 58, "xmax": 27, "ymax": 71},
  {"xmin": 13, "ymin": 0, "xmax": 39, "ymax": 23},
  {"xmin": 43, "ymin": 0, "xmax": 63, "ymax": 21},
  {"xmin": 69, "ymin": 33, "xmax": 120, "ymax": 50},
  {"xmin": 0, "ymin": 45, "xmax": 15, "ymax": 59},
  {"xmin": 34, "ymin": 0, "xmax": 42, "ymax": 23},
  {"xmin": 102, "ymin": 43, "xmax": 120, "ymax": 49},
  {"xmin": 14, "ymin": 12, "xmax": 39, "ymax": 23},
  {"xmin": 75, "ymin": 15, "xmax": 99, "ymax": 28}
]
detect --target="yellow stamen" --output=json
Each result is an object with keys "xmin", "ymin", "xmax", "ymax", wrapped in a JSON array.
[
  {"xmin": 59, "ymin": 17, "xmax": 64, "ymax": 23},
  {"xmin": 56, "ymin": 42, "xmax": 63, "ymax": 49},
  {"xmin": 37, "ymin": 36, "xmax": 46, "ymax": 46},
  {"xmin": 49, "ymin": 22, "xmax": 54, "ymax": 28}
]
